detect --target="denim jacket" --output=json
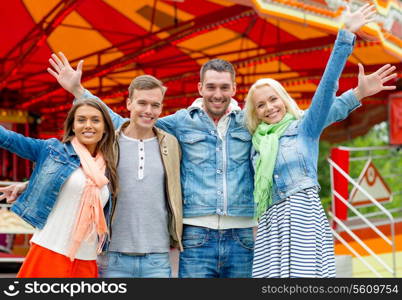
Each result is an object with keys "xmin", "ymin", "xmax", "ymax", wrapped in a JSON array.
[
  {"xmin": 0, "ymin": 126, "xmax": 113, "ymax": 237},
  {"xmin": 157, "ymin": 108, "xmax": 255, "ymax": 218},
  {"xmin": 253, "ymin": 29, "xmax": 358, "ymax": 205}
]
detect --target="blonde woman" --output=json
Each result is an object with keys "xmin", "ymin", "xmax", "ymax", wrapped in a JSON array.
[{"xmin": 244, "ymin": 4, "xmax": 397, "ymax": 277}]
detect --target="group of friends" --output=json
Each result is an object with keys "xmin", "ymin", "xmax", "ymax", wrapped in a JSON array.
[{"xmin": 0, "ymin": 4, "xmax": 398, "ymax": 278}]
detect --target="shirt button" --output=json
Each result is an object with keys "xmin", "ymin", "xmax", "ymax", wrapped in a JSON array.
[
  {"xmin": 217, "ymin": 191, "xmax": 222, "ymax": 195},
  {"xmin": 274, "ymin": 174, "xmax": 279, "ymax": 179},
  {"xmin": 210, "ymin": 130, "xmax": 215, "ymax": 135},
  {"xmin": 216, "ymin": 169, "xmax": 222, "ymax": 174}
]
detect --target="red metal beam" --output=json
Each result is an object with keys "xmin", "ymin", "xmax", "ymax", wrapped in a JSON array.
[{"xmin": 0, "ymin": 0, "xmax": 82, "ymax": 87}]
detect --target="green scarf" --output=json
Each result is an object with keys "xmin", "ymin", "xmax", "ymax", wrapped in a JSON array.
[{"xmin": 252, "ymin": 113, "xmax": 295, "ymax": 219}]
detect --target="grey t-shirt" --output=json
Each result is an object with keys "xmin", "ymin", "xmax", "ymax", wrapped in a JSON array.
[{"xmin": 109, "ymin": 133, "xmax": 169, "ymax": 253}]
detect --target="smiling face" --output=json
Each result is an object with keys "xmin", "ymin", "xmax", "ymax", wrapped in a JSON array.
[
  {"xmin": 252, "ymin": 85, "xmax": 287, "ymax": 124},
  {"xmin": 127, "ymin": 87, "xmax": 163, "ymax": 132},
  {"xmin": 198, "ymin": 70, "xmax": 236, "ymax": 119},
  {"xmin": 73, "ymin": 105, "xmax": 105, "ymax": 155}
]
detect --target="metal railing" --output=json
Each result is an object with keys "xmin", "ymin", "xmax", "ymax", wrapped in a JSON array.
[{"xmin": 328, "ymin": 146, "xmax": 399, "ymax": 277}]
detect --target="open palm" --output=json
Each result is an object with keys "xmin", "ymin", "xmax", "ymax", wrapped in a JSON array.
[
  {"xmin": 343, "ymin": 3, "xmax": 376, "ymax": 33},
  {"xmin": 357, "ymin": 63, "xmax": 397, "ymax": 99},
  {"xmin": 47, "ymin": 52, "xmax": 84, "ymax": 96}
]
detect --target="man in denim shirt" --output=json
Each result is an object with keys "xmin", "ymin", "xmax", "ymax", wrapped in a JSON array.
[
  {"xmin": 23, "ymin": 57, "xmax": 362, "ymax": 278},
  {"xmin": 156, "ymin": 60, "xmax": 257, "ymax": 278}
]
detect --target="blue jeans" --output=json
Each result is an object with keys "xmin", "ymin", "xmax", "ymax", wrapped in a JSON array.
[
  {"xmin": 178, "ymin": 225, "xmax": 254, "ymax": 278},
  {"xmin": 98, "ymin": 252, "xmax": 171, "ymax": 278}
]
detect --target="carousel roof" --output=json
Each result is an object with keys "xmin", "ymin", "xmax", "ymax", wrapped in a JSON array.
[{"xmin": 0, "ymin": 0, "xmax": 401, "ymax": 141}]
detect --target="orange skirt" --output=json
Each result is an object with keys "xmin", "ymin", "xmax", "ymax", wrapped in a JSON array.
[{"xmin": 17, "ymin": 243, "xmax": 98, "ymax": 278}]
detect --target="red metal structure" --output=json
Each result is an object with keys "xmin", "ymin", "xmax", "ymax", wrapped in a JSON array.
[{"xmin": 0, "ymin": 0, "xmax": 401, "ymax": 141}]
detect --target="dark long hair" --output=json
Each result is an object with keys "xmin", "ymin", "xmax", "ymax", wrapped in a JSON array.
[{"xmin": 62, "ymin": 98, "xmax": 118, "ymax": 198}]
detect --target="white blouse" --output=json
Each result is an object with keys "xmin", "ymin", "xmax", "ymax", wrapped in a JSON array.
[{"xmin": 31, "ymin": 168, "xmax": 109, "ymax": 260}]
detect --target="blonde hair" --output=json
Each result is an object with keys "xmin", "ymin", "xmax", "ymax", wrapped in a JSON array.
[{"xmin": 244, "ymin": 78, "xmax": 304, "ymax": 134}]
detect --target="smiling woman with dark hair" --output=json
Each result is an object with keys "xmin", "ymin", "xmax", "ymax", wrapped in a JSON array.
[{"xmin": 0, "ymin": 98, "xmax": 117, "ymax": 277}]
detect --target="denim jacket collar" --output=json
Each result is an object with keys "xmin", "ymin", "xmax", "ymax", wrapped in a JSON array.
[
  {"xmin": 63, "ymin": 141, "xmax": 78, "ymax": 157},
  {"xmin": 187, "ymin": 97, "xmax": 241, "ymax": 116},
  {"xmin": 282, "ymin": 120, "xmax": 299, "ymax": 136}
]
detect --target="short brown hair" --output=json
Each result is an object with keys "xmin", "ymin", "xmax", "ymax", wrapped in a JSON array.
[
  {"xmin": 200, "ymin": 59, "xmax": 236, "ymax": 82},
  {"xmin": 128, "ymin": 75, "xmax": 167, "ymax": 99}
]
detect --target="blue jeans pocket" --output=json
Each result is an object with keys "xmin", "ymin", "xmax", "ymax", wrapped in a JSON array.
[
  {"xmin": 182, "ymin": 227, "xmax": 208, "ymax": 249},
  {"xmin": 101, "ymin": 252, "xmax": 120, "ymax": 271},
  {"xmin": 233, "ymin": 228, "xmax": 254, "ymax": 250},
  {"xmin": 98, "ymin": 252, "xmax": 120, "ymax": 277},
  {"xmin": 147, "ymin": 253, "xmax": 170, "ymax": 268}
]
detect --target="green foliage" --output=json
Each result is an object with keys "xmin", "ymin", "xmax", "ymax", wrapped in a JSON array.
[{"xmin": 318, "ymin": 122, "xmax": 402, "ymax": 216}]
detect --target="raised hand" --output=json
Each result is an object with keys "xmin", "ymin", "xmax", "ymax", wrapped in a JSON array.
[
  {"xmin": 354, "ymin": 64, "xmax": 397, "ymax": 100},
  {"xmin": 0, "ymin": 182, "xmax": 28, "ymax": 204},
  {"xmin": 47, "ymin": 52, "xmax": 85, "ymax": 99},
  {"xmin": 343, "ymin": 3, "xmax": 376, "ymax": 33}
]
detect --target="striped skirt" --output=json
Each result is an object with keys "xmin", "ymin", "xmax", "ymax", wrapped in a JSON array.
[{"xmin": 252, "ymin": 187, "xmax": 336, "ymax": 278}]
